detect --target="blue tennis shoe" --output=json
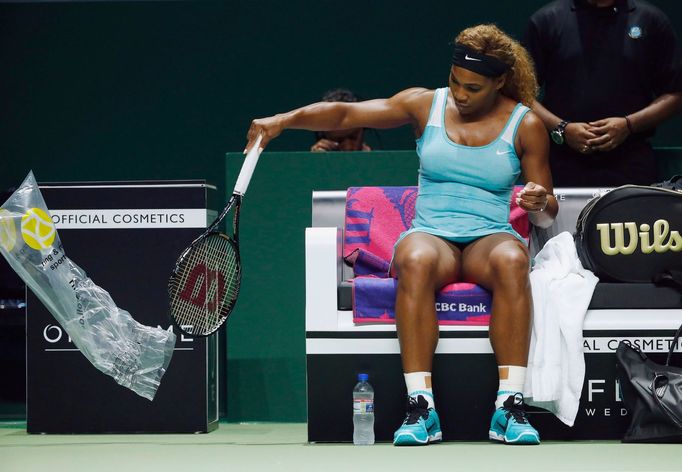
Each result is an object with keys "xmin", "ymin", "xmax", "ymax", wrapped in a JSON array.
[
  {"xmin": 489, "ymin": 393, "xmax": 540, "ymax": 445},
  {"xmin": 393, "ymin": 395, "xmax": 442, "ymax": 446}
]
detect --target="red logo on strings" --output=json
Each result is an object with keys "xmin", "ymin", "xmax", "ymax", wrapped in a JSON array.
[{"xmin": 179, "ymin": 263, "xmax": 227, "ymax": 311}]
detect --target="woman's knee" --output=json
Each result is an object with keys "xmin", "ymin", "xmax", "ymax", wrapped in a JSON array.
[
  {"xmin": 490, "ymin": 247, "xmax": 530, "ymax": 280},
  {"xmin": 394, "ymin": 246, "xmax": 440, "ymax": 280}
]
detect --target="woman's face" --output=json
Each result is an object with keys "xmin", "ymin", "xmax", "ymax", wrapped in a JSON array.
[{"xmin": 448, "ymin": 66, "xmax": 504, "ymax": 116}]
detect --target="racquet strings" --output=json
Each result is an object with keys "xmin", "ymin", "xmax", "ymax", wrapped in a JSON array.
[{"xmin": 169, "ymin": 234, "xmax": 240, "ymax": 335}]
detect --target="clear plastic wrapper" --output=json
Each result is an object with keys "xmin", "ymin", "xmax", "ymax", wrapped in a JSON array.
[{"xmin": 0, "ymin": 172, "xmax": 175, "ymax": 400}]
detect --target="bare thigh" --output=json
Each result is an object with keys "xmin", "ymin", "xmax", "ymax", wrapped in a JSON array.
[
  {"xmin": 392, "ymin": 232, "xmax": 463, "ymax": 288},
  {"xmin": 460, "ymin": 233, "xmax": 530, "ymax": 289}
]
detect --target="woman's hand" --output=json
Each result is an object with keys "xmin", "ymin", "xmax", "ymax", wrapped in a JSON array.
[
  {"xmin": 245, "ymin": 115, "xmax": 286, "ymax": 154},
  {"xmin": 516, "ymin": 181, "xmax": 549, "ymax": 213}
]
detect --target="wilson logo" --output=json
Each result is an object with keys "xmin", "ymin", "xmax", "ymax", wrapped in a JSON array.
[
  {"xmin": 179, "ymin": 263, "xmax": 227, "ymax": 312},
  {"xmin": 596, "ymin": 219, "xmax": 682, "ymax": 255}
]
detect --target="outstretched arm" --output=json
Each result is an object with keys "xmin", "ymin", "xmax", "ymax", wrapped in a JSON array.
[{"xmin": 244, "ymin": 87, "xmax": 431, "ymax": 151}]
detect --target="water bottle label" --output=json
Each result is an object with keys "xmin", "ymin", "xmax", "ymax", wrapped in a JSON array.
[{"xmin": 353, "ymin": 399, "xmax": 374, "ymax": 414}]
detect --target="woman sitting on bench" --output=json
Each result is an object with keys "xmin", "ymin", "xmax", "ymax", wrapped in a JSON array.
[{"xmin": 244, "ymin": 23, "xmax": 557, "ymax": 446}]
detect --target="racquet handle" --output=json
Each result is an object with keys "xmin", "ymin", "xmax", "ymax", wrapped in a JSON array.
[{"xmin": 234, "ymin": 134, "xmax": 263, "ymax": 196}]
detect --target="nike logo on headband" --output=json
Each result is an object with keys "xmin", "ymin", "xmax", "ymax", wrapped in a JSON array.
[{"xmin": 465, "ymin": 54, "xmax": 482, "ymax": 62}]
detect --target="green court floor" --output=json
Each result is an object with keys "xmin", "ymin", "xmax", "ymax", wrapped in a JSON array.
[{"xmin": 2, "ymin": 421, "xmax": 681, "ymax": 472}]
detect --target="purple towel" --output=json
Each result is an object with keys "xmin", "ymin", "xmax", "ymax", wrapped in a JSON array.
[{"xmin": 353, "ymin": 277, "xmax": 491, "ymax": 325}]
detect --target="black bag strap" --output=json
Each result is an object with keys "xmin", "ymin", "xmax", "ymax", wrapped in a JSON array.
[
  {"xmin": 648, "ymin": 322, "xmax": 682, "ymax": 430},
  {"xmin": 653, "ymin": 270, "xmax": 682, "ymax": 306},
  {"xmin": 653, "ymin": 270, "xmax": 682, "ymax": 289},
  {"xmin": 666, "ymin": 321, "xmax": 682, "ymax": 367},
  {"xmin": 651, "ymin": 373, "xmax": 682, "ymax": 429},
  {"xmin": 651, "ymin": 270, "xmax": 682, "ymax": 304},
  {"xmin": 652, "ymin": 269, "xmax": 682, "ymax": 291}
]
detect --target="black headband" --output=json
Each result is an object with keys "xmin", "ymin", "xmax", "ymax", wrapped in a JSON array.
[{"xmin": 451, "ymin": 44, "xmax": 510, "ymax": 78}]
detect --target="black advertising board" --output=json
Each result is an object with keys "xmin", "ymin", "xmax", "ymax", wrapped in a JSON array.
[
  {"xmin": 26, "ymin": 181, "xmax": 219, "ymax": 433},
  {"xmin": 306, "ymin": 326, "xmax": 682, "ymax": 442}
]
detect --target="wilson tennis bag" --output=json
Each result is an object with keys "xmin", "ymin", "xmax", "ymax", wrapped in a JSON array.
[{"xmin": 575, "ymin": 178, "xmax": 682, "ymax": 283}]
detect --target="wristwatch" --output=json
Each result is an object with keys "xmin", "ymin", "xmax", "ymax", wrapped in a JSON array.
[{"xmin": 550, "ymin": 120, "xmax": 569, "ymax": 145}]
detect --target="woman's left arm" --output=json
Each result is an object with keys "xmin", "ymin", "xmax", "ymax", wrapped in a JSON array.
[{"xmin": 516, "ymin": 110, "xmax": 558, "ymax": 229}]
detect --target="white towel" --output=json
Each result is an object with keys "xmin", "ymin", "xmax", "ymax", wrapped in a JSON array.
[{"xmin": 523, "ymin": 231, "xmax": 598, "ymax": 426}]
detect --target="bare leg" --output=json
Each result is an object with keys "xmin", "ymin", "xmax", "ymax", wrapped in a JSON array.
[
  {"xmin": 453, "ymin": 233, "xmax": 539, "ymax": 444},
  {"xmin": 392, "ymin": 233, "xmax": 462, "ymax": 372},
  {"xmin": 461, "ymin": 233, "xmax": 531, "ymax": 367}
]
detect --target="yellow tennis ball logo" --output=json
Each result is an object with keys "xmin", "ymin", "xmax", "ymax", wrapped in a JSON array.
[
  {"xmin": 0, "ymin": 209, "xmax": 17, "ymax": 252},
  {"xmin": 21, "ymin": 208, "xmax": 56, "ymax": 250}
]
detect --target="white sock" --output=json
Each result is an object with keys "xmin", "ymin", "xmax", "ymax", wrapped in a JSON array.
[
  {"xmin": 404, "ymin": 371, "xmax": 435, "ymax": 409},
  {"xmin": 496, "ymin": 365, "xmax": 526, "ymax": 409}
]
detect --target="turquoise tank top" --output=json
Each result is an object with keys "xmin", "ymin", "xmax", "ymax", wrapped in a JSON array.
[{"xmin": 399, "ymin": 87, "xmax": 530, "ymax": 245}]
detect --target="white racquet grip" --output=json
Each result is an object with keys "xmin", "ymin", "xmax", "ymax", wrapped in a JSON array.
[{"xmin": 233, "ymin": 134, "xmax": 263, "ymax": 196}]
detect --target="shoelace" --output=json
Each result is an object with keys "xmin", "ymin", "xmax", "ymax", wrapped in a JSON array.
[
  {"xmin": 503, "ymin": 393, "xmax": 529, "ymax": 425},
  {"xmin": 404, "ymin": 395, "xmax": 429, "ymax": 425}
]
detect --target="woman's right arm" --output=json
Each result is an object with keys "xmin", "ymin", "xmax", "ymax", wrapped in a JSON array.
[{"xmin": 245, "ymin": 87, "xmax": 431, "ymax": 151}]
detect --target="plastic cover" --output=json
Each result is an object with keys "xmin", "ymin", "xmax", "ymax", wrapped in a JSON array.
[{"xmin": 0, "ymin": 172, "xmax": 176, "ymax": 400}]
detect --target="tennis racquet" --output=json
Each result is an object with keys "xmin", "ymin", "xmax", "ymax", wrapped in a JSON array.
[{"xmin": 168, "ymin": 134, "xmax": 263, "ymax": 337}]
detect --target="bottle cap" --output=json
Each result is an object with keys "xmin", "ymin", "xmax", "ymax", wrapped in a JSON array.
[{"xmin": 358, "ymin": 373, "xmax": 368, "ymax": 381}]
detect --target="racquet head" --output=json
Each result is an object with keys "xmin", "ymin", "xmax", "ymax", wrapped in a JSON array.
[{"xmin": 168, "ymin": 233, "xmax": 240, "ymax": 337}]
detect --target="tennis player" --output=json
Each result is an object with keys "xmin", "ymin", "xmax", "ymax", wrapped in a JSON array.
[{"xmin": 246, "ymin": 24, "xmax": 557, "ymax": 446}]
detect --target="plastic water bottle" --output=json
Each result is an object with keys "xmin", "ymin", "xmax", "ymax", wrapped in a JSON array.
[{"xmin": 352, "ymin": 373, "xmax": 375, "ymax": 445}]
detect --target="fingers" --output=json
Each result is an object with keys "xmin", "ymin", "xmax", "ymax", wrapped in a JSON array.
[
  {"xmin": 565, "ymin": 122, "xmax": 597, "ymax": 154},
  {"xmin": 519, "ymin": 183, "xmax": 546, "ymax": 198},
  {"xmin": 573, "ymin": 141, "xmax": 591, "ymax": 153},
  {"xmin": 516, "ymin": 196, "xmax": 548, "ymax": 212},
  {"xmin": 570, "ymin": 141, "xmax": 593, "ymax": 154},
  {"xmin": 517, "ymin": 183, "xmax": 549, "ymax": 212},
  {"xmin": 515, "ymin": 194, "xmax": 548, "ymax": 212},
  {"xmin": 567, "ymin": 122, "xmax": 598, "ymax": 140},
  {"xmin": 244, "ymin": 123, "xmax": 260, "ymax": 154},
  {"xmin": 585, "ymin": 117, "xmax": 628, "ymax": 152},
  {"xmin": 566, "ymin": 119, "xmax": 626, "ymax": 154},
  {"xmin": 586, "ymin": 134, "xmax": 611, "ymax": 147},
  {"xmin": 244, "ymin": 120, "xmax": 271, "ymax": 154},
  {"xmin": 522, "ymin": 181, "xmax": 540, "ymax": 193},
  {"xmin": 587, "ymin": 124, "xmax": 610, "ymax": 135},
  {"xmin": 310, "ymin": 139, "xmax": 340, "ymax": 152},
  {"xmin": 590, "ymin": 141, "xmax": 616, "ymax": 152}
]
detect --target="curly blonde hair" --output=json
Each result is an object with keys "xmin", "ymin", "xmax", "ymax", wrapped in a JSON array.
[{"xmin": 455, "ymin": 24, "xmax": 538, "ymax": 107}]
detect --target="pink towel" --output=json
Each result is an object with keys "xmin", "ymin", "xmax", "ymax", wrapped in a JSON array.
[{"xmin": 344, "ymin": 186, "xmax": 528, "ymax": 264}]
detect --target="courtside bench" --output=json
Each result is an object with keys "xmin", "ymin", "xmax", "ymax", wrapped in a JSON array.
[{"xmin": 305, "ymin": 187, "xmax": 682, "ymax": 442}]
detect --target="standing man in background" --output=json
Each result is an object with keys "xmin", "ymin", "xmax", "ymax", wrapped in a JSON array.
[{"xmin": 524, "ymin": 0, "xmax": 682, "ymax": 186}]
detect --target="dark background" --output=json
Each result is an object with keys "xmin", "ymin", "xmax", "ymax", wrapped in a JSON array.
[{"xmin": 2, "ymin": 0, "xmax": 682, "ymax": 193}]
